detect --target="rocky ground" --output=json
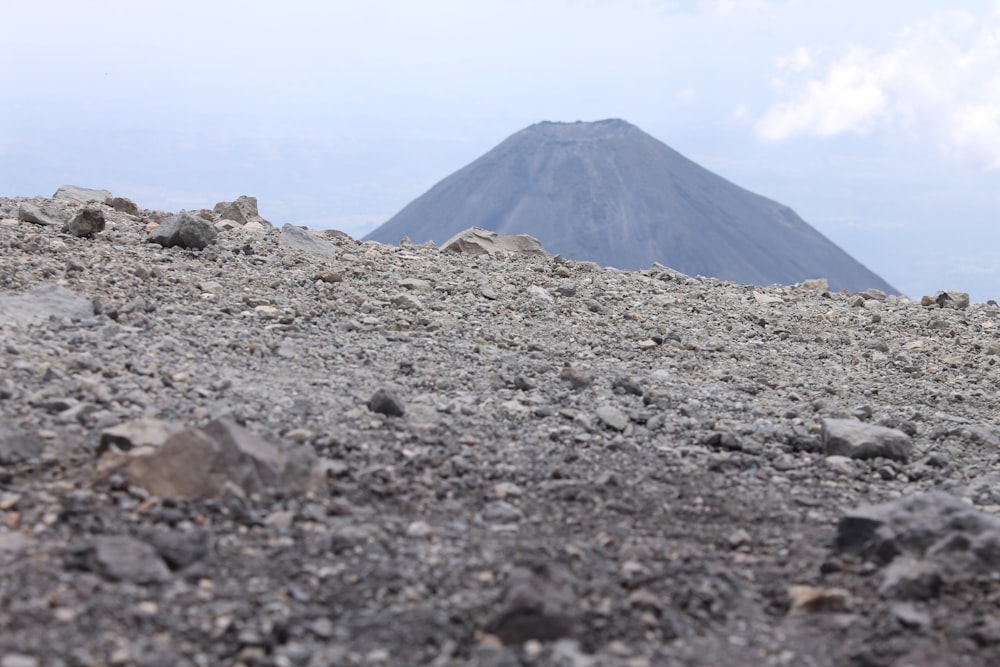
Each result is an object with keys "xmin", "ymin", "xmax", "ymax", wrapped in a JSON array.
[{"xmin": 1, "ymin": 187, "xmax": 999, "ymax": 667}]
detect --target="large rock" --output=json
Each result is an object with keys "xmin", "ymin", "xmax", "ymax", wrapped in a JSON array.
[
  {"xmin": 0, "ymin": 285, "xmax": 93, "ymax": 328},
  {"xmin": 147, "ymin": 212, "xmax": 218, "ymax": 250},
  {"xmin": 63, "ymin": 206, "xmax": 105, "ymax": 237},
  {"xmin": 821, "ymin": 418, "xmax": 912, "ymax": 462},
  {"xmin": 17, "ymin": 202, "xmax": 63, "ymax": 226},
  {"xmin": 441, "ymin": 227, "xmax": 549, "ymax": 257},
  {"xmin": 213, "ymin": 195, "xmax": 270, "ymax": 227},
  {"xmin": 68, "ymin": 536, "xmax": 171, "ymax": 585},
  {"xmin": 52, "ymin": 185, "xmax": 111, "ymax": 204},
  {"xmin": 279, "ymin": 224, "xmax": 338, "ymax": 256},
  {"xmin": 99, "ymin": 417, "xmax": 185, "ymax": 454},
  {"xmin": 124, "ymin": 417, "xmax": 316, "ymax": 499},
  {"xmin": 835, "ymin": 492, "xmax": 1000, "ymax": 598}
]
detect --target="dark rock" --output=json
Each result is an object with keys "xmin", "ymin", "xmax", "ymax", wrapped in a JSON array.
[
  {"xmin": 440, "ymin": 227, "xmax": 548, "ymax": 257},
  {"xmin": 147, "ymin": 212, "xmax": 218, "ymax": 249},
  {"xmin": 52, "ymin": 185, "xmax": 111, "ymax": 204},
  {"xmin": 63, "ymin": 206, "xmax": 105, "ymax": 237},
  {"xmin": 935, "ymin": 290, "xmax": 971, "ymax": 309},
  {"xmin": 141, "ymin": 527, "xmax": 210, "ymax": 570},
  {"xmin": 367, "ymin": 388, "xmax": 406, "ymax": 417},
  {"xmin": 279, "ymin": 224, "xmax": 338, "ymax": 256},
  {"xmin": 0, "ymin": 420, "xmax": 42, "ymax": 464},
  {"xmin": 69, "ymin": 535, "xmax": 171, "ymax": 584},
  {"xmin": 110, "ymin": 196, "xmax": 140, "ymax": 215},
  {"xmin": 0, "ymin": 284, "xmax": 93, "ymax": 327},
  {"xmin": 612, "ymin": 376, "xmax": 643, "ymax": 396},
  {"xmin": 487, "ymin": 563, "xmax": 581, "ymax": 644},
  {"xmin": 822, "ymin": 418, "xmax": 912, "ymax": 462}
]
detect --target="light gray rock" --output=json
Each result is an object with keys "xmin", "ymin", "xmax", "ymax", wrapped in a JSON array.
[
  {"xmin": 52, "ymin": 185, "xmax": 111, "ymax": 204},
  {"xmin": 0, "ymin": 419, "xmax": 42, "ymax": 464},
  {"xmin": 147, "ymin": 212, "xmax": 218, "ymax": 250},
  {"xmin": 0, "ymin": 284, "xmax": 93, "ymax": 327},
  {"xmin": 213, "ymin": 195, "xmax": 270, "ymax": 226},
  {"xmin": 123, "ymin": 417, "xmax": 316, "ymax": 499},
  {"xmin": 596, "ymin": 405, "xmax": 629, "ymax": 431},
  {"xmin": 822, "ymin": 418, "xmax": 912, "ymax": 462},
  {"xmin": 935, "ymin": 290, "xmax": 971, "ymax": 309},
  {"xmin": 63, "ymin": 206, "xmax": 105, "ymax": 237},
  {"xmin": 441, "ymin": 227, "xmax": 548, "ymax": 257},
  {"xmin": 17, "ymin": 202, "xmax": 62, "ymax": 226},
  {"xmin": 279, "ymin": 223, "xmax": 338, "ymax": 256},
  {"xmin": 73, "ymin": 535, "xmax": 171, "ymax": 584}
]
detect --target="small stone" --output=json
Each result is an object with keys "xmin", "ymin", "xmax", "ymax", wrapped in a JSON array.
[
  {"xmin": 559, "ymin": 365, "xmax": 594, "ymax": 389},
  {"xmin": 1, "ymin": 654, "xmax": 40, "ymax": 667},
  {"xmin": 69, "ymin": 535, "xmax": 171, "ymax": 584},
  {"xmin": 367, "ymin": 388, "xmax": 406, "ymax": 417},
  {"xmin": 487, "ymin": 563, "xmax": 580, "ymax": 643},
  {"xmin": 280, "ymin": 224, "xmax": 338, "ymax": 256},
  {"xmin": 879, "ymin": 557, "xmax": 942, "ymax": 600},
  {"xmin": 0, "ymin": 419, "xmax": 43, "ymax": 464},
  {"xmin": 800, "ymin": 278, "xmax": 829, "ymax": 291},
  {"xmin": 63, "ymin": 206, "xmax": 105, "ymax": 237},
  {"xmin": 596, "ymin": 405, "xmax": 629, "ymax": 431},
  {"xmin": 787, "ymin": 585, "xmax": 851, "ymax": 612},
  {"xmin": 110, "ymin": 196, "xmax": 140, "ymax": 215},
  {"xmin": 315, "ymin": 271, "xmax": 343, "ymax": 284},
  {"xmin": 392, "ymin": 293, "xmax": 424, "ymax": 311},
  {"xmin": 405, "ymin": 521, "xmax": 433, "ymax": 538},
  {"xmin": 481, "ymin": 501, "xmax": 524, "ymax": 523}
]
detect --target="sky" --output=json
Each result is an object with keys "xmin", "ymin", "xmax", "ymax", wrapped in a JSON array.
[{"xmin": 2, "ymin": 0, "xmax": 999, "ymax": 302}]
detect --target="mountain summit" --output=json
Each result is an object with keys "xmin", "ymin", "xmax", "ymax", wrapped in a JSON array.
[{"xmin": 365, "ymin": 119, "xmax": 896, "ymax": 293}]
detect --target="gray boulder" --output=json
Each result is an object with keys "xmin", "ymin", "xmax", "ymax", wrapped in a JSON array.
[
  {"xmin": 441, "ymin": 227, "xmax": 548, "ymax": 257},
  {"xmin": 70, "ymin": 536, "xmax": 171, "ymax": 585},
  {"xmin": 936, "ymin": 290, "xmax": 971, "ymax": 309},
  {"xmin": 52, "ymin": 185, "xmax": 111, "ymax": 204},
  {"xmin": 64, "ymin": 206, "xmax": 105, "ymax": 237},
  {"xmin": 0, "ymin": 285, "xmax": 94, "ymax": 327},
  {"xmin": 279, "ymin": 224, "xmax": 338, "ymax": 256},
  {"xmin": 822, "ymin": 418, "xmax": 912, "ymax": 462},
  {"xmin": 147, "ymin": 212, "xmax": 218, "ymax": 250},
  {"xmin": 17, "ymin": 202, "xmax": 63, "ymax": 226},
  {"xmin": 124, "ymin": 417, "xmax": 316, "ymax": 499},
  {"xmin": 213, "ymin": 195, "xmax": 270, "ymax": 226}
]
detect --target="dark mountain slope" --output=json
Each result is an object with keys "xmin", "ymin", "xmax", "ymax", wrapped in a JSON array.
[{"xmin": 366, "ymin": 119, "xmax": 896, "ymax": 293}]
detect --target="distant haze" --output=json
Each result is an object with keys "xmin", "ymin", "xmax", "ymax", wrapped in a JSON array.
[{"xmin": 367, "ymin": 119, "xmax": 897, "ymax": 293}]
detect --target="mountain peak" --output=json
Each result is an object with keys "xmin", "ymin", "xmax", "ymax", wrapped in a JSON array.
[{"xmin": 365, "ymin": 120, "xmax": 896, "ymax": 294}]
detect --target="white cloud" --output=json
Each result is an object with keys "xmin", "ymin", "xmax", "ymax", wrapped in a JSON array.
[{"xmin": 757, "ymin": 7, "xmax": 1000, "ymax": 169}]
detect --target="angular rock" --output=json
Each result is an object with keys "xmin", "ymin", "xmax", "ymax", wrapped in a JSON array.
[
  {"xmin": 441, "ymin": 227, "xmax": 548, "ymax": 257},
  {"xmin": 213, "ymin": 195, "xmax": 270, "ymax": 226},
  {"xmin": 596, "ymin": 405, "xmax": 629, "ymax": 431},
  {"xmin": 279, "ymin": 223, "xmax": 338, "ymax": 256},
  {"xmin": 69, "ymin": 535, "xmax": 171, "ymax": 584},
  {"xmin": 110, "ymin": 196, "xmax": 140, "ymax": 215},
  {"xmin": 140, "ymin": 527, "xmax": 210, "ymax": 570},
  {"xmin": 367, "ymin": 388, "xmax": 406, "ymax": 417},
  {"xmin": 0, "ymin": 419, "xmax": 42, "ymax": 464},
  {"xmin": 487, "ymin": 563, "xmax": 581, "ymax": 644},
  {"xmin": 147, "ymin": 212, "xmax": 218, "ymax": 250},
  {"xmin": 0, "ymin": 285, "xmax": 93, "ymax": 328},
  {"xmin": 63, "ymin": 206, "xmax": 105, "ymax": 237},
  {"xmin": 52, "ymin": 185, "xmax": 111, "ymax": 204},
  {"xmin": 878, "ymin": 556, "xmax": 942, "ymax": 600},
  {"xmin": 17, "ymin": 202, "xmax": 62, "ymax": 226},
  {"xmin": 935, "ymin": 290, "xmax": 970, "ymax": 309},
  {"xmin": 99, "ymin": 417, "xmax": 184, "ymax": 453},
  {"xmin": 123, "ymin": 417, "xmax": 315, "ymax": 499},
  {"xmin": 822, "ymin": 418, "xmax": 912, "ymax": 462}
]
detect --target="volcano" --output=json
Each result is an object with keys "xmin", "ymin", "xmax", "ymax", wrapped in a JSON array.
[{"xmin": 365, "ymin": 119, "xmax": 896, "ymax": 293}]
